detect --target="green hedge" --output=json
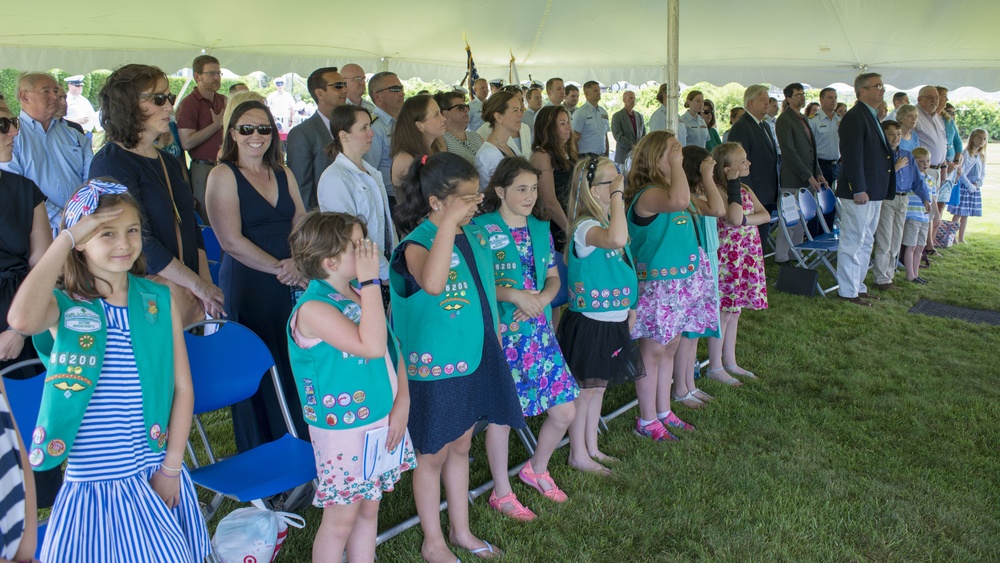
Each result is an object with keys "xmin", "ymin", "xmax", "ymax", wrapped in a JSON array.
[{"xmin": 953, "ymin": 100, "xmax": 1000, "ymax": 141}]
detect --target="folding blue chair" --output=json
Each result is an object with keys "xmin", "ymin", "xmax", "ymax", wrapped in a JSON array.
[
  {"xmin": 777, "ymin": 191, "xmax": 840, "ymax": 296},
  {"xmin": 797, "ymin": 188, "xmax": 837, "ymax": 244},
  {"xmin": 764, "ymin": 210, "xmax": 779, "ymax": 258},
  {"xmin": 814, "ymin": 185, "xmax": 839, "ymax": 235},
  {"xmin": 183, "ymin": 320, "xmax": 316, "ymax": 519},
  {"xmin": 201, "ymin": 226, "xmax": 222, "ymax": 263},
  {"xmin": 1, "ymin": 359, "xmax": 48, "ymax": 558}
]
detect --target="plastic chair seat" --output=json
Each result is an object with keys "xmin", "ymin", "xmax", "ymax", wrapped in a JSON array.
[{"xmin": 188, "ymin": 433, "xmax": 316, "ymax": 502}]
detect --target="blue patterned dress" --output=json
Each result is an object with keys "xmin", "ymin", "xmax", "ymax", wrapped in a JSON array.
[
  {"xmin": 501, "ymin": 227, "xmax": 579, "ymax": 417},
  {"xmin": 40, "ymin": 301, "xmax": 210, "ymax": 562}
]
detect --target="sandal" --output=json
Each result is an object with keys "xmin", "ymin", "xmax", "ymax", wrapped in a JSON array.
[
  {"xmin": 518, "ymin": 460, "xmax": 568, "ymax": 502},
  {"xmin": 704, "ymin": 367, "xmax": 742, "ymax": 387},
  {"xmin": 487, "ymin": 489, "xmax": 537, "ymax": 521},
  {"xmin": 724, "ymin": 364, "xmax": 758, "ymax": 380},
  {"xmin": 692, "ymin": 388, "xmax": 714, "ymax": 402},
  {"xmin": 671, "ymin": 390, "xmax": 706, "ymax": 409},
  {"xmin": 466, "ymin": 540, "xmax": 502, "ymax": 559}
]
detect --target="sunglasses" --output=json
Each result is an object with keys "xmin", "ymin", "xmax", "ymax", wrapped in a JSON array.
[
  {"xmin": 140, "ymin": 92, "xmax": 177, "ymax": 106},
  {"xmin": 0, "ymin": 116, "xmax": 19, "ymax": 134},
  {"xmin": 443, "ymin": 103, "xmax": 470, "ymax": 112},
  {"xmin": 324, "ymin": 82, "xmax": 348, "ymax": 90},
  {"xmin": 701, "ymin": 109, "xmax": 714, "ymax": 115},
  {"xmin": 233, "ymin": 124, "xmax": 274, "ymax": 136},
  {"xmin": 376, "ymin": 85, "xmax": 404, "ymax": 94}
]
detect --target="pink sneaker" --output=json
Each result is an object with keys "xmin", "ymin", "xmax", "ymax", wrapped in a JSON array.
[
  {"xmin": 660, "ymin": 411, "xmax": 695, "ymax": 432},
  {"xmin": 634, "ymin": 418, "xmax": 679, "ymax": 442}
]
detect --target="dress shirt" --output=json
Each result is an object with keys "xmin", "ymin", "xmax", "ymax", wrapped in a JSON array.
[
  {"xmin": 678, "ymin": 111, "xmax": 709, "ymax": 148},
  {"xmin": 0, "ymin": 111, "xmax": 93, "ymax": 230},
  {"xmin": 809, "ymin": 111, "xmax": 841, "ymax": 160},
  {"xmin": 363, "ymin": 105, "xmax": 396, "ymax": 196},
  {"xmin": 914, "ymin": 108, "xmax": 947, "ymax": 164},
  {"xmin": 572, "ymin": 102, "xmax": 610, "ymax": 154},
  {"xmin": 467, "ymin": 97, "xmax": 485, "ymax": 133}
]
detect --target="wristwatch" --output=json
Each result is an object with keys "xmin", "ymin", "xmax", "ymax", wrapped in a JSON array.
[{"xmin": 358, "ymin": 279, "xmax": 382, "ymax": 289}]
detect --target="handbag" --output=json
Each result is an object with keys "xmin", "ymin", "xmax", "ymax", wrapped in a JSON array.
[
  {"xmin": 935, "ymin": 220, "xmax": 959, "ymax": 248},
  {"xmin": 210, "ymin": 499, "xmax": 306, "ymax": 563},
  {"xmin": 147, "ymin": 154, "xmax": 206, "ymax": 327}
]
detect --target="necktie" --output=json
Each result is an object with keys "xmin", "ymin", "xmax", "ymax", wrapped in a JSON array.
[{"xmin": 760, "ymin": 120, "xmax": 776, "ymax": 151}]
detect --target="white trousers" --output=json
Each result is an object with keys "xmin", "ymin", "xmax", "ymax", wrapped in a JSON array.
[{"xmin": 836, "ymin": 198, "xmax": 882, "ymax": 298}]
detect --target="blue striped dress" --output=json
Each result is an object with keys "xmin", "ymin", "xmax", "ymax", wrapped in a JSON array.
[
  {"xmin": 0, "ymin": 393, "xmax": 26, "ymax": 560},
  {"xmin": 40, "ymin": 301, "xmax": 211, "ymax": 562}
]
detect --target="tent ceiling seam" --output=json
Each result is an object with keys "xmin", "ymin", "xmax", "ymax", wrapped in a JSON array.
[
  {"xmin": 522, "ymin": 0, "xmax": 553, "ymax": 63},
  {"xmin": 823, "ymin": 0, "xmax": 864, "ymax": 71}
]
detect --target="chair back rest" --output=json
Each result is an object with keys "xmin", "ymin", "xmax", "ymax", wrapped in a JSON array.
[
  {"xmin": 816, "ymin": 186, "xmax": 837, "ymax": 215},
  {"xmin": 779, "ymin": 191, "xmax": 800, "ymax": 227},
  {"xmin": 201, "ymin": 226, "xmax": 222, "ymax": 263},
  {"xmin": 0, "ymin": 359, "xmax": 46, "ymax": 448},
  {"xmin": 797, "ymin": 188, "xmax": 818, "ymax": 221},
  {"xmin": 550, "ymin": 251, "xmax": 569, "ymax": 308},
  {"xmin": 184, "ymin": 321, "xmax": 276, "ymax": 415}
]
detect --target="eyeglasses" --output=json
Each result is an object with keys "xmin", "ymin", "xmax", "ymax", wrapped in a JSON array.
[
  {"xmin": 0, "ymin": 116, "xmax": 19, "ymax": 134},
  {"xmin": 701, "ymin": 110, "xmax": 714, "ymax": 115},
  {"xmin": 344, "ymin": 77, "xmax": 365, "ymax": 83},
  {"xmin": 324, "ymin": 82, "xmax": 348, "ymax": 90},
  {"xmin": 443, "ymin": 103, "xmax": 470, "ymax": 112},
  {"xmin": 199, "ymin": 71, "xmax": 223, "ymax": 77},
  {"xmin": 233, "ymin": 124, "xmax": 274, "ymax": 136},
  {"xmin": 863, "ymin": 84, "xmax": 886, "ymax": 91},
  {"xmin": 376, "ymin": 85, "xmax": 404, "ymax": 94},
  {"xmin": 139, "ymin": 92, "xmax": 177, "ymax": 106}
]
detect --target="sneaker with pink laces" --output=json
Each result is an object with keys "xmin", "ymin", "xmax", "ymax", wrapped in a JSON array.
[
  {"xmin": 634, "ymin": 418, "xmax": 679, "ymax": 442},
  {"xmin": 660, "ymin": 411, "xmax": 695, "ymax": 432}
]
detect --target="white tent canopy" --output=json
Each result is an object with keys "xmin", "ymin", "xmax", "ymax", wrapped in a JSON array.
[{"xmin": 4, "ymin": 0, "xmax": 1000, "ymax": 90}]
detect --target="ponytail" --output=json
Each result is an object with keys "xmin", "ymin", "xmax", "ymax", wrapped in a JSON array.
[{"xmin": 393, "ymin": 152, "xmax": 479, "ymax": 234}]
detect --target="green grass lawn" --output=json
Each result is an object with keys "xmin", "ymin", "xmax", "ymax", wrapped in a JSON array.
[{"xmin": 195, "ymin": 162, "xmax": 1000, "ymax": 562}]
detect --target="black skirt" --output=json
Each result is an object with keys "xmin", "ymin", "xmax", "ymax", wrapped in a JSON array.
[{"xmin": 556, "ymin": 310, "xmax": 642, "ymax": 389}]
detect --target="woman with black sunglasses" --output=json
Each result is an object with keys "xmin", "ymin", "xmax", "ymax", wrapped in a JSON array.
[
  {"xmin": 89, "ymin": 64, "xmax": 224, "ymax": 326},
  {"xmin": 205, "ymin": 100, "xmax": 308, "ymax": 451},
  {"xmin": 435, "ymin": 91, "xmax": 484, "ymax": 164},
  {"xmin": 703, "ymin": 99, "xmax": 722, "ymax": 150}
]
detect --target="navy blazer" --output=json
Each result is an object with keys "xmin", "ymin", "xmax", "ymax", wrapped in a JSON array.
[
  {"xmin": 836, "ymin": 102, "xmax": 896, "ymax": 201},
  {"xmin": 286, "ymin": 112, "xmax": 334, "ymax": 210},
  {"xmin": 726, "ymin": 112, "xmax": 779, "ymax": 206}
]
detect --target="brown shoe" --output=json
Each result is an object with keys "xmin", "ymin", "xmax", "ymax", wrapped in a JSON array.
[
  {"xmin": 857, "ymin": 292, "xmax": 881, "ymax": 301},
  {"xmin": 839, "ymin": 296, "xmax": 872, "ymax": 307},
  {"xmin": 874, "ymin": 283, "xmax": 899, "ymax": 291}
]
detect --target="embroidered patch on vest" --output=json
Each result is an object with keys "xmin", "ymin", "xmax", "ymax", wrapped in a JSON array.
[{"xmin": 63, "ymin": 306, "xmax": 102, "ymax": 332}]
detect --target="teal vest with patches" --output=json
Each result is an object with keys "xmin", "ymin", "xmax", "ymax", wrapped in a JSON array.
[
  {"xmin": 389, "ymin": 219, "xmax": 499, "ymax": 380},
  {"xmin": 287, "ymin": 280, "xmax": 396, "ymax": 429},
  {"xmin": 30, "ymin": 275, "xmax": 174, "ymax": 471},
  {"xmin": 567, "ymin": 219, "xmax": 639, "ymax": 313},
  {"xmin": 474, "ymin": 212, "xmax": 551, "ymax": 338},
  {"xmin": 626, "ymin": 186, "xmax": 700, "ymax": 281}
]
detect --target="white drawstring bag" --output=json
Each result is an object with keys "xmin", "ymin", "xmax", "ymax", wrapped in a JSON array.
[{"xmin": 210, "ymin": 499, "xmax": 306, "ymax": 562}]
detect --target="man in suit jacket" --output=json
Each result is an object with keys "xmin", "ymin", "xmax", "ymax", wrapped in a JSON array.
[
  {"xmin": 611, "ymin": 90, "xmax": 646, "ymax": 166},
  {"xmin": 775, "ymin": 82, "xmax": 826, "ymax": 262},
  {"xmin": 836, "ymin": 73, "xmax": 897, "ymax": 306},
  {"xmin": 286, "ymin": 67, "xmax": 346, "ymax": 209},
  {"xmin": 727, "ymin": 84, "xmax": 779, "ymax": 243}
]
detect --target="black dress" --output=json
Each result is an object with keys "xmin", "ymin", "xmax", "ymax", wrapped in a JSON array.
[
  {"xmin": 217, "ymin": 163, "xmax": 307, "ymax": 451},
  {"xmin": 0, "ymin": 171, "xmax": 62, "ymax": 509},
  {"xmin": 391, "ymin": 234, "xmax": 526, "ymax": 455},
  {"xmin": 550, "ymin": 166, "xmax": 573, "ymax": 253}
]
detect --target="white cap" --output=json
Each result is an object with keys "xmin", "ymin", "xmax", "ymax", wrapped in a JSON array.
[{"xmin": 66, "ymin": 75, "xmax": 84, "ymax": 84}]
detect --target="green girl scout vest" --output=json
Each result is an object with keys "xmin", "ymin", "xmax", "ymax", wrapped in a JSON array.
[
  {"xmin": 626, "ymin": 186, "xmax": 701, "ymax": 282},
  {"xmin": 474, "ymin": 212, "xmax": 552, "ymax": 338},
  {"xmin": 30, "ymin": 275, "xmax": 174, "ymax": 471},
  {"xmin": 566, "ymin": 219, "xmax": 639, "ymax": 313},
  {"xmin": 389, "ymin": 219, "xmax": 499, "ymax": 381},
  {"xmin": 287, "ymin": 280, "xmax": 396, "ymax": 430}
]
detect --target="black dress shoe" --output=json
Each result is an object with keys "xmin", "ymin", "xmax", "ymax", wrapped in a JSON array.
[{"xmin": 839, "ymin": 296, "xmax": 872, "ymax": 307}]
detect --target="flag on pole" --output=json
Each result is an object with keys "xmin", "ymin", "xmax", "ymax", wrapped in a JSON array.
[
  {"xmin": 465, "ymin": 36, "xmax": 479, "ymax": 93},
  {"xmin": 508, "ymin": 49, "xmax": 520, "ymax": 87}
]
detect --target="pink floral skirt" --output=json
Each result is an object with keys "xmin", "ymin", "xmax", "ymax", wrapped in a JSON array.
[
  {"xmin": 631, "ymin": 247, "xmax": 720, "ymax": 345},
  {"xmin": 309, "ymin": 422, "xmax": 417, "ymax": 507}
]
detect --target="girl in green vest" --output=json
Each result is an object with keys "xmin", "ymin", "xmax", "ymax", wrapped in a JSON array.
[
  {"xmin": 557, "ymin": 155, "xmax": 640, "ymax": 476},
  {"xmin": 476, "ymin": 157, "xmax": 580, "ymax": 511},
  {"xmin": 7, "ymin": 180, "xmax": 209, "ymax": 560},
  {"xmin": 286, "ymin": 212, "xmax": 416, "ymax": 562},
  {"xmin": 391, "ymin": 153, "xmax": 524, "ymax": 561},
  {"xmin": 624, "ymin": 131, "xmax": 720, "ymax": 442},
  {"xmin": 671, "ymin": 146, "xmax": 726, "ymax": 410}
]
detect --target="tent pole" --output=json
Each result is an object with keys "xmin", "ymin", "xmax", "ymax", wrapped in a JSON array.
[{"xmin": 666, "ymin": 0, "xmax": 679, "ymax": 134}]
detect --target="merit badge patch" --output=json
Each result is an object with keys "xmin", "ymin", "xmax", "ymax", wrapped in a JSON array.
[{"xmin": 63, "ymin": 306, "xmax": 101, "ymax": 333}]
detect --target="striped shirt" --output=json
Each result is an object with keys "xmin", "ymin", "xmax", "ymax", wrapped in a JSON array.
[
  {"xmin": 0, "ymin": 394, "xmax": 25, "ymax": 559},
  {"xmin": 65, "ymin": 301, "xmax": 163, "ymax": 482}
]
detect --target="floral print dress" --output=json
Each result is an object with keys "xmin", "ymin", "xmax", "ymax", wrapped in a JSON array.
[
  {"xmin": 501, "ymin": 226, "xmax": 579, "ymax": 417},
  {"xmin": 717, "ymin": 186, "xmax": 768, "ymax": 313}
]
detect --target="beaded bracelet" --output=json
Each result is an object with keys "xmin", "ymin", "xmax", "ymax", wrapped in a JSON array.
[
  {"xmin": 160, "ymin": 463, "xmax": 182, "ymax": 473},
  {"xmin": 157, "ymin": 469, "xmax": 180, "ymax": 479}
]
